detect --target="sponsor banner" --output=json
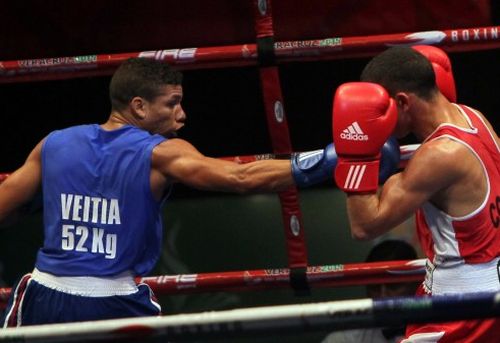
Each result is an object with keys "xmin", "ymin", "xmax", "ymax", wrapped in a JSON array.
[
  {"xmin": 139, "ymin": 48, "xmax": 197, "ymax": 62},
  {"xmin": 0, "ymin": 55, "xmax": 99, "ymax": 76},
  {"xmin": 450, "ymin": 27, "xmax": 499, "ymax": 42},
  {"xmin": 141, "ymin": 274, "xmax": 198, "ymax": 290},
  {"xmin": 307, "ymin": 264, "xmax": 345, "ymax": 274},
  {"xmin": 18, "ymin": 55, "xmax": 97, "ymax": 68},
  {"xmin": 274, "ymin": 38, "xmax": 342, "ymax": 57}
]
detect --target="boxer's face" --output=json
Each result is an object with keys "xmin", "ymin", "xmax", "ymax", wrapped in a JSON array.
[{"xmin": 144, "ymin": 84, "xmax": 185, "ymax": 136}]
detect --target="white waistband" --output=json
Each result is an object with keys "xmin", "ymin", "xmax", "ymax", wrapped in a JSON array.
[
  {"xmin": 31, "ymin": 268, "xmax": 138, "ymax": 297},
  {"xmin": 424, "ymin": 257, "xmax": 500, "ymax": 295}
]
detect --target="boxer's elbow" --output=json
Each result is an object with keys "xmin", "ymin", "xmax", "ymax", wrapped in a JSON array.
[
  {"xmin": 350, "ymin": 226, "xmax": 375, "ymax": 241},
  {"xmin": 350, "ymin": 222, "xmax": 383, "ymax": 241}
]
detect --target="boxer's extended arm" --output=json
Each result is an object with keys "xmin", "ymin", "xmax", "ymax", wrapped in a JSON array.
[
  {"xmin": 346, "ymin": 140, "xmax": 464, "ymax": 240},
  {"xmin": 152, "ymin": 138, "xmax": 294, "ymax": 194},
  {"xmin": 0, "ymin": 140, "xmax": 43, "ymax": 227}
]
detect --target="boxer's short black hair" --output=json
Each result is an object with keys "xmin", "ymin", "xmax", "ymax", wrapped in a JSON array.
[
  {"xmin": 361, "ymin": 47, "xmax": 438, "ymax": 100},
  {"xmin": 109, "ymin": 58, "xmax": 183, "ymax": 111}
]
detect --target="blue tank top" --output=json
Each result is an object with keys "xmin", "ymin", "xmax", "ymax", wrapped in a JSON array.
[{"xmin": 36, "ymin": 124, "xmax": 166, "ymax": 276}]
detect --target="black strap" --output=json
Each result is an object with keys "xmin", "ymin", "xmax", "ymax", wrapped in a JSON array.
[
  {"xmin": 290, "ymin": 266, "xmax": 310, "ymax": 296},
  {"xmin": 256, "ymin": 36, "xmax": 276, "ymax": 67}
]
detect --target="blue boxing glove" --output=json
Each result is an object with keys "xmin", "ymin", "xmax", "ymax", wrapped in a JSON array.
[
  {"xmin": 379, "ymin": 136, "xmax": 400, "ymax": 183},
  {"xmin": 291, "ymin": 138, "xmax": 400, "ymax": 188},
  {"xmin": 291, "ymin": 144, "xmax": 337, "ymax": 187}
]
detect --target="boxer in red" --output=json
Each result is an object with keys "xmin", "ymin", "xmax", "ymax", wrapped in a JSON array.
[{"xmin": 332, "ymin": 47, "xmax": 500, "ymax": 342}]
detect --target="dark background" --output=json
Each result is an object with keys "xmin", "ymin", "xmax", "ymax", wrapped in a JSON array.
[
  {"xmin": 0, "ymin": 0, "xmax": 498, "ymax": 174},
  {"xmin": 0, "ymin": 1, "xmax": 499, "ymax": 342}
]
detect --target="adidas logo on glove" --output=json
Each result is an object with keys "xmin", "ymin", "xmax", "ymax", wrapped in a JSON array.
[{"xmin": 340, "ymin": 121, "xmax": 369, "ymax": 141}]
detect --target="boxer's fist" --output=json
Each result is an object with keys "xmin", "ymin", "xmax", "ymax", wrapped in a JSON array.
[
  {"xmin": 412, "ymin": 45, "xmax": 456, "ymax": 102},
  {"xmin": 291, "ymin": 143, "xmax": 337, "ymax": 187},
  {"xmin": 332, "ymin": 82, "xmax": 397, "ymax": 192},
  {"xmin": 291, "ymin": 138, "xmax": 400, "ymax": 188}
]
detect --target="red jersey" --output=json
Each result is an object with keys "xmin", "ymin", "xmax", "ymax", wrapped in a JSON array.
[
  {"xmin": 415, "ymin": 104, "xmax": 500, "ymax": 269},
  {"xmin": 406, "ymin": 104, "xmax": 500, "ymax": 342}
]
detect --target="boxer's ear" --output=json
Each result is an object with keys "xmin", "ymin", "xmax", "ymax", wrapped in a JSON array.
[
  {"xmin": 394, "ymin": 92, "xmax": 410, "ymax": 112},
  {"xmin": 130, "ymin": 96, "xmax": 147, "ymax": 120}
]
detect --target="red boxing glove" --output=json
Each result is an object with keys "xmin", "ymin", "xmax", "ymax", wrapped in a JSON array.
[
  {"xmin": 332, "ymin": 82, "xmax": 397, "ymax": 193},
  {"xmin": 412, "ymin": 45, "xmax": 457, "ymax": 102}
]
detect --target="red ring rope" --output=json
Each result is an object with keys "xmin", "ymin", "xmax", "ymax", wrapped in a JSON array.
[
  {"xmin": 0, "ymin": 26, "xmax": 498, "ymax": 83},
  {"xmin": 0, "ymin": 258, "xmax": 425, "ymax": 307}
]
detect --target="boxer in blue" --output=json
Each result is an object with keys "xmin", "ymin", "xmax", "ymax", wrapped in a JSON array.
[{"xmin": 0, "ymin": 58, "xmax": 399, "ymax": 326}]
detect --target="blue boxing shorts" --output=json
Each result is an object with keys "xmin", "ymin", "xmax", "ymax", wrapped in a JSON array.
[{"xmin": 2, "ymin": 268, "xmax": 161, "ymax": 327}]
